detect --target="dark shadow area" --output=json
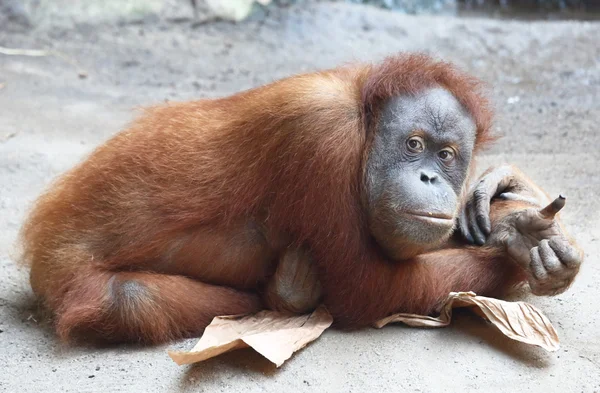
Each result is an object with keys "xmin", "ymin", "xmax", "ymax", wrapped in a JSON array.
[
  {"xmin": 457, "ymin": 0, "xmax": 600, "ymax": 20},
  {"xmin": 442, "ymin": 308, "xmax": 553, "ymax": 367},
  {"xmin": 178, "ymin": 348, "xmax": 280, "ymax": 389},
  {"xmin": 353, "ymin": 0, "xmax": 600, "ymax": 20},
  {"xmin": 2, "ymin": 290, "xmax": 52, "ymax": 335}
]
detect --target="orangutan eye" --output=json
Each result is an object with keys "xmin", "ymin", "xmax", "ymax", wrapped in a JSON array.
[
  {"xmin": 438, "ymin": 148, "xmax": 455, "ymax": 162},
  {"xmin": 406, "ymin": 136, "xmax": 424, "ymax": 153}
]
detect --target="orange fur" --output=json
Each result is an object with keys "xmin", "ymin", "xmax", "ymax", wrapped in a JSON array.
[{"xmin": 19, "ymin": 53, "xmax": 525, "ymax": 343}]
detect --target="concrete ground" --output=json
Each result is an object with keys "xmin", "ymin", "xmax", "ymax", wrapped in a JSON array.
[{"xmin": 1, "ymin": 2, "xmax": 599, "ymax": 392}]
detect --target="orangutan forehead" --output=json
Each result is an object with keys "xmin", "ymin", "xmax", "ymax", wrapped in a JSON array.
[{"xmin": 380, "ymin": 87, "xmax": 476, "ymax": 138}]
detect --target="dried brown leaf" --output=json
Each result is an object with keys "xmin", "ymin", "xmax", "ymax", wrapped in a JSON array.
[
  {"xmin": 374, "ymin": 292, "xmax": 560, "ymax": 352},
  {"xmin": 168, "ymin": 306, "xmax": 333, "ymax": 367}
]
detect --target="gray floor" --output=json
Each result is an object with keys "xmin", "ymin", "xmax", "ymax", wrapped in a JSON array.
[{"xmin": 1, "ymin": 2, "xmax": 599, "ymax": 392}]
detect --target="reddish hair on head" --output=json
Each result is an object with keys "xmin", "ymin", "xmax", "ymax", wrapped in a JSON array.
[{"xmin": 361, "ymin": 53, "xmax": 495, "ymax": 150}]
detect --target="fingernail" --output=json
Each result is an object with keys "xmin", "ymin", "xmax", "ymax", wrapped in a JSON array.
[
  {"xmin": 474, "ymin": 234, "xmax": 485, "ymax": 245},
  {"xmin": 464, "ymin": 231, "xmax": 474, "ymax": 244},
  {"xmin": 484, "ymin": 222, "xmax": 491, "ymax": 235}
]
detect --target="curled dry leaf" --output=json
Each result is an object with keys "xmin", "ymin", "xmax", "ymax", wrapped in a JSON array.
[
  {"xmin": 168, "ymin": 306, "xmax": 332, "ymax": 367},
  {"xmin": 374, "ymin": 292, "xmax": 560, "ymax": 352}
]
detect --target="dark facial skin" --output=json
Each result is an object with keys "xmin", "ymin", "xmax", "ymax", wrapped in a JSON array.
[{"xmin": 366, "ymin": 87, "xmax": 477, "ymax": 260}]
